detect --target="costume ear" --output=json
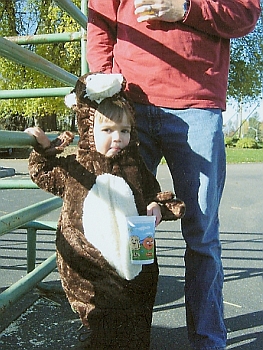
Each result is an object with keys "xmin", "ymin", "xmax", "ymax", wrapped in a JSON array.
[
  {"xmin": 84, "ymin": 73, "xmax": 124, "ymax": 103},
  {"xmin": 64, "ymin": 90, "xmax": 77, "ymax": 109}
]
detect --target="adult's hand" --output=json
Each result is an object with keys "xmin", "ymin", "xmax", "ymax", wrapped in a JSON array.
[{"xmin": 134, "ymin": 0, "xmax": 186, "ymax": 23}]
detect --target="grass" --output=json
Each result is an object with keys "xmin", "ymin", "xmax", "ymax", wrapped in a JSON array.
[
  {"xmin": 225, "ymin": 148, "xmax": 263, "ymax": 164},
  {"xmin": 160, "ymin": 148, "xmax": 263, "ymax": 165}
]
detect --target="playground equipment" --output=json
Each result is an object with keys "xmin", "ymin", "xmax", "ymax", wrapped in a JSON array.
[{"xmin": 0, "ymin": 0, "xmax": 87, "ymax": 313}]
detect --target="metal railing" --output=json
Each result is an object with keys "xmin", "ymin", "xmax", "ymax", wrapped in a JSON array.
[
  {"xmin": 0, "ymin": 0, "xmax": 87, "ymax": 100},
  {"xmin": 0, "ymin": 216, "xmax": 60, "ymax": 312},
  {"xmin": 0, "ymin": 0, "xmax": 87, "ymax": 313}
]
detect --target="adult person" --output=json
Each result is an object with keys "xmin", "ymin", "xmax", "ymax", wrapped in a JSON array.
[{"xmin": 86, "ymin": 1, "xmax": 261, "ymax": 349}]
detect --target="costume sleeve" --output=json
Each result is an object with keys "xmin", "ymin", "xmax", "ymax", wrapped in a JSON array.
[
  {"xmin": 87, "ymin": 0, "xmax": 119, "ymax": 72},
  {"xmin": 184, "ymin": 0, "xmax": 261, "ymax": 39},
  {"xmin": 28, "ymin": 133, "xmax": 73, "ymax": 198}
]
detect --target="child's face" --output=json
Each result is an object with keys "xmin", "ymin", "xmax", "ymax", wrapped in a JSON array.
[{"xmin": 93, "ymin": 112, "xmax": 131, "ymax": 157}]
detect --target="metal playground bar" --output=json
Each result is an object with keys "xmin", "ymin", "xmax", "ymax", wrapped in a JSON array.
[{"xmin": 0, "ymin": 0, "xmax": 88, "ymax": 313}]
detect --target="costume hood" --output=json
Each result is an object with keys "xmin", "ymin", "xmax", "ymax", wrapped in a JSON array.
[{"xmin": 65, "ymin": 73, "xmax": 138, "ymax": 153}]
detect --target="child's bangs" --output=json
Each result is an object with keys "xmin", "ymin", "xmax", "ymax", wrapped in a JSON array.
[{"xmin": 96, "ymin": 98, "xmax": 134, "ymax": 125}]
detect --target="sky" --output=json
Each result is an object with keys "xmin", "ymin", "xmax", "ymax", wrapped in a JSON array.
[{"xmin": 222, "ymin": 99, "xmax": 263, "ymax": 125}]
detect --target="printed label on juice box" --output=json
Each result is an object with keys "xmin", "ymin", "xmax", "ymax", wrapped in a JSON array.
[{"xmin": 127, "ymin": 216, "xmax": 156, "ymax": 264}]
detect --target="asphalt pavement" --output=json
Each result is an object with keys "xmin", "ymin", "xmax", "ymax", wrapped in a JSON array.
[{"xmin": 0, "ymin": 158, "xmax": 262, "ymax": 349}]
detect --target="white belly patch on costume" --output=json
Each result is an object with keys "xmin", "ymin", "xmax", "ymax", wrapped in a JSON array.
[{"xmin": 82, "ymin": 173, "xmax": 142, "ymax": 280}]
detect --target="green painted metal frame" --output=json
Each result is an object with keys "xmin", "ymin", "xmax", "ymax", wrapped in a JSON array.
[
  {"xmin": 0, "ymin": 179, "xmax": 38, "ymax": 189},
  {"xmin": 0, "ymin": 0, "xmax": 88, "ymax": 99},
  {"xmin": 0, "ymin": 202, "xmax": 61, "ymax": 312},
  {"xmin": 0, "ymin": 36, "xmax": 78, "ymax": 86},
  {"xmin": 0, "ymin": 197, "xmax": 62, "ymax": 237},
  {"xmin": 0, "ymin": 130, "xmax": 79, "ymax": 148},
  {"xmin": 0, "ymin": 253, "xmax": 57, "ymax": 312},
  {"xmin": 0, "ymin": 0, "xmax": 87, "ymax": 313},
  {"xmin": 0, "ymin": 87, "xmax": 73, "ymax": 99}
]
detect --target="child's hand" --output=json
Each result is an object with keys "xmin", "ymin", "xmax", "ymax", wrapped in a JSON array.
[
  {"xmin": 24, "ymin": 127, "xmax": 51, "ymax": 150},
  {"xmin": 147, "ymin": 201, "xmax": 162, "ymax": 226}
]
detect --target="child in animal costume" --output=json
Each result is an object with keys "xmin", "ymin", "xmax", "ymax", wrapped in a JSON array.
[{"xmin": 25, "ymin": 73, "xmax": 185, "ymax": 349}]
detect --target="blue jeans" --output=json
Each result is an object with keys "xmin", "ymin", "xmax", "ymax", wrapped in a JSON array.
[{"xmin": 134, "ymin": 104, "xmax": 227, "ymax": 350}]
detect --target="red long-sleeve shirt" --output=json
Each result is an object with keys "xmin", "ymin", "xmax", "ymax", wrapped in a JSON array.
[{"xmin": 87, "ymin": 0, "xmax": 260, "ymax": 110}]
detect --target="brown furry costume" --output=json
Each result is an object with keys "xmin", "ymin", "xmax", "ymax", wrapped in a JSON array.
[{"xmin": 28, "ymin": 73, "xmax": 185, "ymax": 349}]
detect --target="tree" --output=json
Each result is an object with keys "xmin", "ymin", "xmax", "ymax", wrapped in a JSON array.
[
  {"xmin": 228, "ymin": 2, "xmax": 263, "ymax": 104},
  {"xmin": 0, "ymin": 0, "xmax": 81, "ymax": 131}
]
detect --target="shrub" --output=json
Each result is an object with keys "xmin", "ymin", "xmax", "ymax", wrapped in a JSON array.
[
  {"xmin": 225, "ymin": 137, "xmax": 234, "ymax": 147},
  {"xmin": 236, "ymin": 138, "xmax": 258, "ymax": 149}
]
